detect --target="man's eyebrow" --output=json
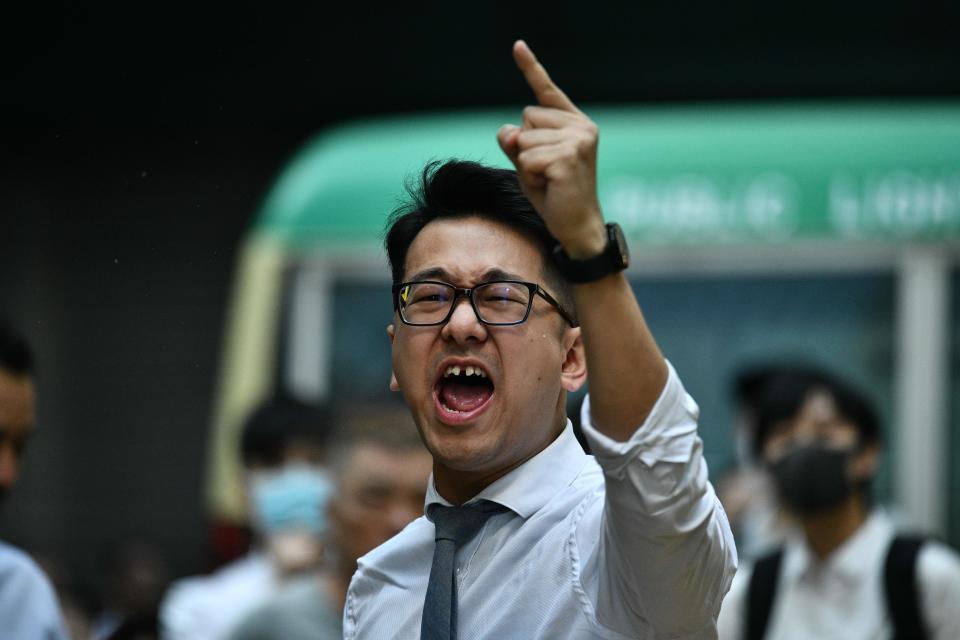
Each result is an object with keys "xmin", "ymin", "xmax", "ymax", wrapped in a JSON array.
[
  {"xmin": 480, "ymin": 268, "xmax": 525, "ymax": 282},
  {"xmin": 406, "ymin": 267, "xmax": 451, "ymax": 282},
  {"xmin": 404, "ymin": 267, "xmax": 527, "ymax": 284}
]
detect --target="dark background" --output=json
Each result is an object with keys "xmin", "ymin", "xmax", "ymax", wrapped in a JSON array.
[{"xmin": 2, "ymin": 0, "xmax": 958, "ymax": 599}]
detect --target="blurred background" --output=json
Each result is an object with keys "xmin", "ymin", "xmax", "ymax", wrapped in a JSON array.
[{"xmin": 2, "ymin": 0, "xmax": 959, "ymax": 633}]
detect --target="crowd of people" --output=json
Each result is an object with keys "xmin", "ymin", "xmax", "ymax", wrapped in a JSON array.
[{"xmin": 3, "ymin": 40, "xmax": 959, "ymax": 639}]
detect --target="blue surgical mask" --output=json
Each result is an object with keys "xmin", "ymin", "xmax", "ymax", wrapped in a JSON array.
[{"xmin": 249, "ymin": 464, "xmax": 334, "ymax": 535}]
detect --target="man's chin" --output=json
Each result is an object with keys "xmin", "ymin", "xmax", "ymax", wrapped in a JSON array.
[{"xmin": 425, "ymin": 431, "xmax": 500, "ymax": 474}]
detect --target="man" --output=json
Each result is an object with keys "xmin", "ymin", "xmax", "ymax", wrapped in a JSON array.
[
  {"xmin": 717, "ymin": 368, "xmax": 960, "ymax": 639},
  {"xmin": 160, "ymin": 396, "xmax": 334, "ymax": 640},
  {"xmin": 227, "ymin": 404, "xmax": 432, "ymax": 640},
  {"xmin": 0, "ymin": 320, "xmax": 69, "ymax": 639},
  {"xmin": 344, "ymin": 41, "xmax": 737, "ymax": 639}
]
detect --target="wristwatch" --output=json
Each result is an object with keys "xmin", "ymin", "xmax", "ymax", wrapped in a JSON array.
[{"xmin": 552, "ymin": 222, "xmax": 630, "ymax": 283}]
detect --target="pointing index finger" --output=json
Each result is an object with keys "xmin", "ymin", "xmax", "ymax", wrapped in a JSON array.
[{"xmin": 513, "ymin": 40, "xmax": 581, "ymax": 114}]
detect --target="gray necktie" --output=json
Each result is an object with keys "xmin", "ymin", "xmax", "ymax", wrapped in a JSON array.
[{"xmin": 420, "ymin": 501, "xmax": 505, "ymax": 640}]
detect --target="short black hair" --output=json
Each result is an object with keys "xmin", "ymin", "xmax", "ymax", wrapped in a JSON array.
[
  {"xmin": 752, "ymin": 367, "xmax": 881, "ymax": 458},
  {"xmin": 733, "ymin": 363, "xmax": 825, "ymax": 416},
  {"xmin": 384, "ymin": 159, "xmax": 575, "ymax": 321},
  {"xmin": 240, "ymin": 395, "xmax": 334, "ymax": 467},
  {"xmin": 0, "ymin": 320, "xmax": 33, "ymax": 376}
]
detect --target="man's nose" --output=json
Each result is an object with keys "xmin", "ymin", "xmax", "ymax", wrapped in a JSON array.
[{"xmin": 441, "ymin": 298, "xmax": 487, "ymax": 343}]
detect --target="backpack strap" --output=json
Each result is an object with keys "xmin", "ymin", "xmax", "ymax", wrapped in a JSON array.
[
  {"xmin": 746, "ymin": 548, "xmax": 784, "ymax": 640},
  {"xmin": 884, "ymin": 534, "xmax": 928, "ymax": 640}
]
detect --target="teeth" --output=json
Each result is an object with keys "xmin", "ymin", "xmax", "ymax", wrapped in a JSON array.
[
  {"xmin": 440, "ymin": 400, "xmax": 462, "ymax": 413},
  {"xmin": 443, "ymin": 365, "xmax": 488, "ymax": 378}
]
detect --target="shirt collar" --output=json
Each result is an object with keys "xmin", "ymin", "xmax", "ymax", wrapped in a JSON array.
[
  {"xmin": 424, "ymin": 420, "xmax": 590, "ymax": 518},
  {"xmin": 783, "ymin": 510, "xmax": 893, "ymax": 585}
]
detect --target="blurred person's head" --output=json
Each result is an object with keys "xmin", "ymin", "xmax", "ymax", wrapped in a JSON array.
[
  {"xmin": 0, "ymin": 320, "xmax": 35, "ymax": 505},
  {"xmin": 240, "ymin": 396, "xmax": 335, "ymax": 571},
  {"xmin": 753, "ymin": 368, "xmax": 881, "ymax": 519},
  {"xmin": 731, "ymin": 362, "xmax": 821, "ymax": 466},
  {"xmin": 326, "ymin": 404, "xmax": 431, "ymax": 587}
]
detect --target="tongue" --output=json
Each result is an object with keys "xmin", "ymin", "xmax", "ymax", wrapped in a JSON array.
[{"xmin": 440, "ymin": 381, "xmax": 493, "ymax": 412}]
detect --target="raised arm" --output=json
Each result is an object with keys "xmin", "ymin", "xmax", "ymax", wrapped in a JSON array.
[{"xmin": 497, "ymin": 40, "xmax": 668, "ymax": 440}]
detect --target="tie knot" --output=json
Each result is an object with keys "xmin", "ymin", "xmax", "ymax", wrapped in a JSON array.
[{"xmin": 428, "ymin": 502, "xmax": 504, "ymax": 545}]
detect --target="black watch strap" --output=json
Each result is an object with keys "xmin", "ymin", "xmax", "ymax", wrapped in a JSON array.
[{"xmin": 552, "ymin": 223, "xmax": 630, "ymax": 284}]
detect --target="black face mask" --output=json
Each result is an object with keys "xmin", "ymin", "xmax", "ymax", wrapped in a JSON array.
[{"xmin": 770, "ymin": 443, "xmax": 855, "ymax": 516}]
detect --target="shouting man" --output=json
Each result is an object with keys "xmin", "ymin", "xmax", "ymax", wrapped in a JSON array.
[{"xmin": 344, "ymin": 42, "xmax": 737, "ymax": 639}]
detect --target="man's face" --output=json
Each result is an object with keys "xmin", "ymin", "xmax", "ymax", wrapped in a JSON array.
[
  {"xmin": 0, "ymin": 369, "xmax": 36, "ymax": 501},
  {"xmin": 328, "ymin": 442, "xmax": 432, "ymax": 567},
  {"xmin": 388, "ymin": 216, "xmax": 584, "ymax": 484},
  {"xmin": 761, "ymin": 389, "xmax": 878, "ymax": 482}
]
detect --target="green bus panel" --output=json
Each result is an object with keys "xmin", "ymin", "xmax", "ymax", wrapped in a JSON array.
[{"xmin": 258, "ymin": 104, "xmax": 960, "ymax": 249}]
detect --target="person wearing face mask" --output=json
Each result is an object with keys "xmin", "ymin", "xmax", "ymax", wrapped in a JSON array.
[
  {"xmin": 160, "ymin": 396, "xmax": 334, "ymax": 640},
  {"xmin": 717, "ymin": 368, "xmax": 960, "ymax": 640}
]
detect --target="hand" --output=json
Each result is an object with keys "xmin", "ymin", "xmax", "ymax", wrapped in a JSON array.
[{"xmin": 497, "ymin": 40, "xmax": 607, "ymax": 258}]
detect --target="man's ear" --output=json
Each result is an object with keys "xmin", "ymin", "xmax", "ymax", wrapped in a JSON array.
[
  {"xmin": 387, "ymin": 324, "xmax": 400, "ymax": 391},
  {"xmin": 560, "ymin": 326, "xmax": 587, "ymax": 393}
]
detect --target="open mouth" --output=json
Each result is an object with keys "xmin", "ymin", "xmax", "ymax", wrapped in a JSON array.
[{"xmin": 434, "ymin": 363, "xmax": 495, "ymax": 420}]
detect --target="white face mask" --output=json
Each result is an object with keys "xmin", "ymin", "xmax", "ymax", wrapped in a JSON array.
[{"xmin": 248, "ymin": 464, "xmax": 334, "ymax": 536}]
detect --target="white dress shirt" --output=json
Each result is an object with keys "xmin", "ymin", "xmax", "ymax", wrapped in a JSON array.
[
  {"xmin": 160, "ymin": 552, "xmax": 276, "ymax": 640},
  {"xmin": 717, "ymin": 510, "xmax": 960, "ymax": 640},
  {"xmin": 0, "ymin": 541, "xmax": 68, "ymax": 640},
  {"xmin": 344, "ymin": 362, "xmax": 737, "ymax": 639}
]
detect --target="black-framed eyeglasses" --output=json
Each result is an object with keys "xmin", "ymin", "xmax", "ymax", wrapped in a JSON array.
[{"xmin": 392, "ymin": 280, "xmax": 578, "ymax": 327}]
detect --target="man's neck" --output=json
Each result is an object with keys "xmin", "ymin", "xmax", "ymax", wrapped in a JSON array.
[
  {"xmin": 800, "ymin": 494, "xmax": 870, "ymax": 560},
  {"xmin": 434, "ymin": 421, "xmax": 566, "ymax": 505}
]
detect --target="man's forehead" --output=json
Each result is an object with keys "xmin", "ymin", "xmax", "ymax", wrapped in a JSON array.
[{"xmin": 402, "ymin": 217, "xmax": 546, "ymax": 283}]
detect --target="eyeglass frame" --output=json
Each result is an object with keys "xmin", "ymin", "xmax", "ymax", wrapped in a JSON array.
[{"xmin": 392, "ymin": 279, "xmax": 579, "ymax": 328}]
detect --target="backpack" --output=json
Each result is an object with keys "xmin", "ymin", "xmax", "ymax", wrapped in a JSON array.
[{"xmin": 745, "ymin": 535, "xmax": 927, "ymax": 640}]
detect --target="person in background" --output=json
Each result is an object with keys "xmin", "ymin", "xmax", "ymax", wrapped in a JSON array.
[
  {"xmin": 228, "ymin": 403, "xmax": 432, "ymax": 640},
  {"xmin": 0, "ymin": 319, "xmax": 70, "ymax": 640},
  {"xmin": 160, "ymin": 396, "xmax": 334, "ymax": 640},
  {"xmin": 718, "ymin": 368, "xmax": 960, "ymax": 639}
]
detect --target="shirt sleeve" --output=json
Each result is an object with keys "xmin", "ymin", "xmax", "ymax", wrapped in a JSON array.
[
  {"xmin": 580, "ymin": 360, "xmax": 738, "ymax": 638},
  {"xmin": 0, "ymin": 547, "xmax": 69, "ymax": 640},
  {"xmin": 918, "ymin": 542, "xmax": 960, "ymax": 640}
]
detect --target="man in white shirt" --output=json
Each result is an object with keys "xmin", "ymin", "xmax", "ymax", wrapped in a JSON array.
[
  {"xmin": 717, "ymin": 368, "xmax": 960, "ymax": 639},
  {"xmin": 0, "ymin": 320, "xmax": 69, "ymax": 640},
  {"xmin": 344, "ymin": 41, "xmax": 737, "ymax": 639},
  {"xmin": 161, "ymin": 397, "xmax": 334, "ymax": 640}
]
